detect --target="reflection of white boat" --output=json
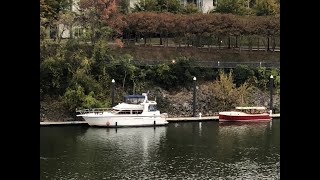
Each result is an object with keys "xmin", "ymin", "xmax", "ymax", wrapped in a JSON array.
[
  {"xmin": 219, "ymin": 107, "xmax": 271, "ymax": 122},
  {"xmin": 83, "ymin": 126, "xmax": 166, "ymax": 142},
  {"xmin": 76, "ymin": 93, "xmax": 168, "ymax": 127},
  {"xmin": 82, "ymin": 126, "xmax": 166, "ymax": 159}
]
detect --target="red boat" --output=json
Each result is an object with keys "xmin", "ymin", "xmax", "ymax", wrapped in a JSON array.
[{"xmin": 219, "ymin": 106, "xmax": 271, "ymax": 122}]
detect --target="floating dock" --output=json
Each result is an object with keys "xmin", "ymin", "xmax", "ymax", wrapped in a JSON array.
[
  {"xmin": 272, "ymin": 114, "xmax": 280, "ymax": 118},
  {"xmin": 40, "ymin": 114, "xmax": 279, "ymax": 125},
  {"xmin": 166, "ymin": 114, "xmax": 280, "ymax": 122},
  {"xmin": 40, "ymin": 121, "xmax": 88, "ymax": 126},
  {"xmin": 166, "ymin": 116, "xmax": 219, "ymax": 122}
]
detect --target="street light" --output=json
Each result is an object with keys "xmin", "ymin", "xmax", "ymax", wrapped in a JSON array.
[
  {"xmin": 269, "ymin": 75, "xmax": 273, "ymax": 114},
  {"xmin": 111, "ymin": 79, "xmax": 115, "ymax": 107},
  {"xmin": 193, "ymin": 76, "xmax": 197, "ymax": 117}
]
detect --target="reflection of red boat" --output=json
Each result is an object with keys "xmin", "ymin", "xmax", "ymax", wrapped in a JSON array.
[
  {"xmin": 218, "ymin": 121, "xmax": 270, "ymax": 127},
  {"xmin": 219, "ymin": 107, "xmax": 271, "ymax": 122}
]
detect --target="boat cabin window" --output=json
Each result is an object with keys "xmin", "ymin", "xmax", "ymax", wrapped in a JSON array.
[
  {"xmin": 117, "ymin": 110, "xmax": 131, "ymax": 114},
  {"xmin": 132, "ymin": 110, "xmax": 143, "ymax": 114},
  {"xmin": 148, "ymin": 105, "xmax": 157, "ymax": 112},
  {"xmin": 111, "ymin": 109, "xmax": 120, "ymax": 113}
]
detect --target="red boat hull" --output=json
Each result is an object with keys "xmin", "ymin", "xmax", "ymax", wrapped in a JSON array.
[{"xmin": 219, "ymin": 114, "xmax": 271, "ymax": 122}]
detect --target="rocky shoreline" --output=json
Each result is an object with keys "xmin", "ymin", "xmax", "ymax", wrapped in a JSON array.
[{"xmin": 154, "ymin": 85, "xmax": 279, "ymax": 118}]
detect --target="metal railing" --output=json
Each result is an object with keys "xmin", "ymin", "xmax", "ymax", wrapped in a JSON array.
[
  {"xmin": 76, "ymin": 108, "xmax": 112, "ymax": 114},
  {"xmin": 129, "ymin": 60, "xmax": 280, "ymax": 68}
]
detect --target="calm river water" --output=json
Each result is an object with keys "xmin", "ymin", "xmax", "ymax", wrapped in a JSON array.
[{"xmin": 40, "ymin": 120, "xmax": 280, "ymax": 179}]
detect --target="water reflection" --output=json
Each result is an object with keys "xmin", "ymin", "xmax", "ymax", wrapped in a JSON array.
[
  {"xmin": 40, "ymin": 120, "xmax": 280, "ymax": 179},
  {"xmin": 218, "ymin": 121, "xmax": 270, "ymax": 136},
  {"xmin": 216, "ymin": 121, "xmax": 280, "ymax": 178},
  {"xmin": 82, "ymin": 127, "xmax": 166, "ymax": 161},
  {"xmin": 217, "ymin": 122, "xmax": 273, "ymax": 161},
  {"xmin": 41, "ymin": 126, "xmax": 167, "ymax": 179}
]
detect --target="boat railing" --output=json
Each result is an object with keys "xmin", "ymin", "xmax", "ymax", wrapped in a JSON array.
[{"xmin": 76, "ymin": 108, "xmax": 113, "ymax": 114}]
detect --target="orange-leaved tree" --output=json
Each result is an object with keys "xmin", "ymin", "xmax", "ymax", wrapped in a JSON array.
[{"xmin": 78, "ymin": 0, "xmax": 125, "ymax": 45}]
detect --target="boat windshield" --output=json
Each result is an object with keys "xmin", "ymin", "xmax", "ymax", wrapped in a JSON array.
[
  {"xmin": 238, "ymin": 108, "xmax": 267, "ymax": 114},
  {"xmin": 124, "ymin": 95, "xmax": 145, "ymax": 104}
]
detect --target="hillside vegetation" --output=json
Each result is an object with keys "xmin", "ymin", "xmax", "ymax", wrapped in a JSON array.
[{"xmin": 40, "ymin": 0, "xmax": 280, "ymax": 121}]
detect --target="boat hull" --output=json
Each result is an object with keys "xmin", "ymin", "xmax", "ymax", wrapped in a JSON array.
[
  {"xmin": 80, "ymin": 115, "xmax": 168, "ymax": 127},
  {"xmin": 219, "ymin": 112, "xmax": 271, "ymax": 122}
]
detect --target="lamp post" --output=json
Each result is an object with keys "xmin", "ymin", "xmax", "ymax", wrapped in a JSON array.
[
  {"xmin": 269, "ymin": 75, "xmax": 273, "ymax": 114},
  {"xmin": 193, "ymin": 76, "xmax": 197, "ymax": 117},
  {"xmin": 111, "ymin": 79, "xmax": 115, "ymax": 107}
]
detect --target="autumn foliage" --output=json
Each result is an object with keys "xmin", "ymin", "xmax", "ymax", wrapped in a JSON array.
[
  {"xmin": 123, "ymin": 12, "xmax": 279, "ymax": 38},
  {"xmin": 79, "ymin": 0, "xmax": 118, "ymax": 19}
]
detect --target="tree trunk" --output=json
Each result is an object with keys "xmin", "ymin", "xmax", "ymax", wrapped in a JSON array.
[
  {"xmin": 228, "ymin": 36, "xmax": 231, "ymax": 49},
  {"xmin": 132, "ymin": 80, "xmax": 136, "ymax": 95},
  {"xmin": 239, "ymin": 36, "xmax": 242, "ymax": 53},
  {"xmin": 57, "ymin": 30, "xmax": 63, "ymax": 44},
  {"xmin": 218, "ymin": 37, "xmax": 220, "ymax": 50},
  {"xmin": 235, "ymin": 36, "xmax": 238, "ymax": 48},
  {"xmin": 265, "ymin": 37, "xmax": 267, "ymax": 52},
  {"xmin": 249, "ymin": 36, "xmax": 252, "ymax": 52},
  {"xmin": 272, "ymin": 36, "xmax": 276, "ymax": 52},
  {"xmin": 91, "ymin": 27, "xmax": 95, "ymax": 44},
  {"xmin": 232, "ymin": 36, "xmax": 234, "ymax": 50},
  {"xmin": 192, "ymin": 35, "xmax": 194, "ymax": 48},
  {"xmin": 208, "ymin": 37, "xmax": 211, "ymax": 52},
  {"xmin": 70, "ymin": 25, "xmax": 73, "ymax": 39},
  {"xmin": 258, "ymin": 37, "xmax": 259, "ymax": 51},
  {"xmin": 267, "ymin": 37, "xmax": 270, "ymax": 51},
  {"xmin": 160, "ymin": 33, "xmax": 163, "ymax": 45},
  {"xmin": 166, "ymin": 33, "xmax": 169, "ymax": 47},
  {"xmin": 123, "ymin": 71, "xmax": 127, "ymax": 90},
  {"xmin": 124, "ymin": 31, "xmax": 127, "ymax": 45}
]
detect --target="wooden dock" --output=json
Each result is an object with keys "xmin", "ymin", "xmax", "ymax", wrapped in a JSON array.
[
  {"xmin": 166, "ymin": 113, "xmax": 280, "ymax": 122},
  {"xmin": 166, "ymin": 116, "xmax": 219, "ymax": 122},
  {"xmin": 40, "ymin": 121, "xmax": 88, "ymax": 126},
  {"xmin": 40, "ymin": 114, "xmax": 279, "ymax": 125}
]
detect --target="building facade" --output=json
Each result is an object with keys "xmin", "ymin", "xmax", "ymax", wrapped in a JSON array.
[
  {"xmin": 180, "ymin": 0, "xmax": 216, "ymax": 13},
  {"xmin": 128, "ymin": 0, "xmax": 217, "ymax": 13}
]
